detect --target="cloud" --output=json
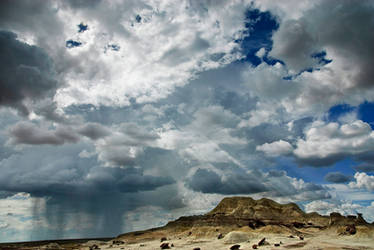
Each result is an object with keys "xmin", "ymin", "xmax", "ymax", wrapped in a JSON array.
[
  {"xmin": 324, "ymin": 172, "xmax": 352, "ymax": 184},
  {"xmin": 78, "ymin": 122, "xmax": 111, "ymax": 140},
  {"xmin": 52, "ymin": 0, "xmax": 249, "ymax": 108},
  {"xmin": 354, "ymin": 164, "xmax": 374, "ymax": 173},
  {"xmin": 293, "ymin": 120, "xmax": 374, "ymax": 166},
  {"xmin": 0, "ymin": 31, "xmax": 58, "ymax": 115},
  {"xmin": 349, "ymin": 172, "xmax": 374, "ymax": 192},
  {"xmin": 256, "ymin": 140, "xmax": 293, "ymax": 157},
  {"xmin": 8, "ymin": 122, "xmax": 79, "ymax": 146},
  {"xmin": 186, "ymin": 166, "xmax": 329, "ymax": 201},
  {"xmin": 186, "ymin": 168, "xmax": 268, "ymax": 195},
  {"xmin": 269, "ymin": 0, "xmax": 374, "ymax": 85},
  {"xmin": 305, "ymin": 200, "xmax": 362, "ymax": 216}
]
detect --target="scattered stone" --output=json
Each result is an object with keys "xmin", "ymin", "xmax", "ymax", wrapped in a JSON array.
[
  {"xmin": 216, "ymin": 228, "xmax": 219, "ymax": 231},
  {"xmin": 217, "ymin": 233, "xmax": 223, "ymax": 239},
  {"xmin": 193, "ymin": 248, "xmax": 201, "ymax": 250},
  {"xmin": 160, "ymin": 242, "xmax": 170, "ymax": 249},
  {"xmin": 44, "ymin": 243, "xmax": 62, "ymax": 249},
  {"xmin": 274, "ymin": 243, "xmax": 280, "ymax": 247},
  {"xmin": 258, "ymin": 238, "xmax": 266, "ymax": 246},
  {"xmin": 140, "ymin": 243, "xmax": 146, "ymax": 247},
  {"xmin": 252, "ymin": 244, "xmax": 258, "ymax": 249},
  {"xmin": 113, "ymin": 240, "xmax": 125, "ymax": 245},
  {"xmin": 89, "ymin": 245, "xmax": 100, "ymax": 250},
  {"xmin": 346, "ymin": 224, "xmax": 356, "ymax": 235},
  {"xmin": 171, "ymin": 243, "xmax": 174, "ymax": 247},
  {"xmin": 288, "ymin": 235, "xmax": 294, "ymax": 238},
  {"xmin": 230, "ymin": 244, "xmax": 240, "ymax": 250},
  {"xmin": 161, "ymin": 237, "xmax": 167, "ymax": 242},
  {"xmin": 188, "ymin": 231, "xmax": 192, "ymax": 236},
  {"xmin": 299, "ymin": 236, "xmax": 304, "ymax": 240}
]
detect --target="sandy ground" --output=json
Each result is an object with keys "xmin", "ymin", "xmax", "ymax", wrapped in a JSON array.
[{"xmin": 73, "ymin": 231, "xmax": 374, "ymax": 250}]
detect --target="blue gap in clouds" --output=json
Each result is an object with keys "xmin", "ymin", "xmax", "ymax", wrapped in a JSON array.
[
  {"xmin": 327, "ymin": 102, "xmax": 374, "ymax": 129},
  {"xmin": 236, "ymin": 8, "xmax": 279, "ymax": 66},
  {"xmin": 327, "ymin": 104, "xmax": 356, "ymax": 122},
  {"xmin": 66, "ymin": 40, "xmax": 82, "ymax": 48},
  {"xmin": 311, "ymin": 51, "xmax": 332, "ymax": 66},
  {"xmin": 358, "ymin": 101, "xmax": 374, "ymax": 129},
  {"xmin": 276, "ymin": 158, "xmax": 356, "ymax": 185},
  {"xmin": 78, "ymin": 23, "xmax": 88, "ymax": 33}
]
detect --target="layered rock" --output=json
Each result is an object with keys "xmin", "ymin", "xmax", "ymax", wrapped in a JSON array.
[{"xmin": 166, "ymin": 197, "xmax": 368, "ymax": 230}]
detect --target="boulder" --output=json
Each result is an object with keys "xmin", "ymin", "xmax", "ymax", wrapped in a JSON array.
[
  {"xmin": 230, "ymin": 244, "xmax": 240, "ymax": 250},
  {"xmin": 160, "ymin": 243, "xmax": 170, "ymax": 249},
  {"xmin": 258, "ymin": 238, "xmax": 266, "ymax": 246},
  {"xmin": 223, "ymin": 231, "xmax": 252, "ymax": 244}
]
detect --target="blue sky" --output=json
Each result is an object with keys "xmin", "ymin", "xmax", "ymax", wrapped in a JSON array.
[{"xmin": 0, "ymin": 0, "xmax": 374, "ymax": 243}]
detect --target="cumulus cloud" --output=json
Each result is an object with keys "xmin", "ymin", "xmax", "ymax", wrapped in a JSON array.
[
  {"xmin": 52, "ymin": 0, "xmax": 250, "ymax": 108},
  {"xmin": 8, "ymin": 122, "xmax": 79, "ymax": 146},
  {"xmin": 354, "ymin": 164, "xmax": 374, "ymax": 173},
  {"xmin": 324, "ymin": 172, "xmax": 352, "ymax": 184},
  {"xmin": 256, "ymin": 140, "xmax": 293, "ymax": 157},
  {"xmin": 186, "ymin": 168, "xmax": 268, "ymax": 195},
  {"xmin": 0, "ymin": 31, "xmax": 58, "ymax": 115},
  {"xmin": 78, "ymin": 122, "xmax": 111, "ymax": 140},
  {"xmin": 270, "ymin": 0, "xmax": 374, "ymax": 83},
  {"xmin": 305, "ymin": 200, "xmax": 362, "ymax": 217},
  {"xmin": 293, "ymin": 120, "xmax": 374, "ymax": 166},
  {"xmin": 349, "ymin": 172, "xmax": 374, "ymax": 192},
  {"xmin": 186, "ymin": 166, "xmax": 329, "ymax": 201}
]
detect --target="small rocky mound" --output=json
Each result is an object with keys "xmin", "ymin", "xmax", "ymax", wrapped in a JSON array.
[{"xmin": 223, "ymin": 231, "xmax": 252, "ymax": 244}]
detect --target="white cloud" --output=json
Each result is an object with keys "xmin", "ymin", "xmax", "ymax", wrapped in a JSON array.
[
  {"xmin": 349, "ymin": 172, "xmax": 374, "ymax": 192},
  {"xmin": 53, "ymin": 0, "xmax": 251, "ymax": 108},
  {"xmin": 256, "ymin": 140, "xmax": 293, "ymax": 157},
  {"xmin": 305, "ymin": 199, "xmax": 374, "ymax": 223},
  {"xmin": 293, "ymin": 120, "xmax": 374, "ymax": 166}
]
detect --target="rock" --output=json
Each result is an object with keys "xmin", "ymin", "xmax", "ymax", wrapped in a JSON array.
[
  {"xmin": 230, "ymin": 244, "xmax": 240, "ymax": 250},
  {"xmin": 171, "ymin": 243, "xmax": 174, "ymax": 247},
  {"xmin": 217, "ymin": 233, "xmax": 223, "ymax": 239},
  {"xmin": 161, "ymin": 237, "xmax": 167, "ymax": 242},
  {"xmin": 223, "ymin": 231, "xmax": 252, "ymax": 244},
  {"xmin": 160, "ymin": 242, "xmax": 170, "ymax": 249},
  {"xmin": 113, "ymin": 240, "xmax": 125, "ymax": 245},
  {"xmin": 299, "ymin": 236, "xmax": 304, "ymax": 240},
  {"xmin": 258, "ymin": 238, "xmax": 266, "ymax": 246},
  {"xmin": 89, "ymin": 245, "xmax": 100, "ymax": 250},
  {"xmin": 289, "ymin": 235, "xmax": 294, "ymax": 238},
  {"xmin": 346, "ymin": 224, "xmax": 356, "ymax": 235},
  {"xmin": 193, "ymin": 248, "xmax": 201, "ymax": 250},
  {"xmin": 292, "ymin": 222, "xmax": 305, "ymax": 228},
  {"xmin": 188, "ymin": 231, "xmax": 192, "ymax": 236},
  {"xmin": 252, "ymin": 244, "xmax": 258, "ymax": 249},
  {"xmin": 43, "ymin": 243, "xmax": 62, "ymax": 249},
  {"xmin": 274, "ymin": 243, "xmax": 280, "ymax": 247}
]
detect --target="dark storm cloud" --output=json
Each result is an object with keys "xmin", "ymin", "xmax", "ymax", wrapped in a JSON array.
[
  {"xmin": 270, "ymin": 0, "xmax": 374, "ymax": 87},
  {"xmin": 0, "ymin": 144, "xmax": 175, "ymax": 197},
  {"xmin": 324, "ymin": 172, "xmax": 352, "ymax": 183},
  {"xmin": 78, "ymin": 123, "xmax": 111, "ymax": 140},
  {"xmin": 0, "ymin": 31, "xmax": 58, "ymax": 115},
  {"xmin": 187, "ymin": 168, "xmax": 268, "ymax": 194},
  {"xmin": 8, "ymin": 122, "xmax": 79, "ymax": 145},
  {"xmin": 354, "ymin": 164, "xmax": 374, "ymax": 173}
]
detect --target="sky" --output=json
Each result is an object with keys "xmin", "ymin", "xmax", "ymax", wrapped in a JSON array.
[{"xmin": 0, "ymin": 0, "xmax": 374, "ymax": 243}]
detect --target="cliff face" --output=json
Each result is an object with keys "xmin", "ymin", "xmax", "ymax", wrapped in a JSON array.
[{"xmin": 166, "ymin": 197, "xmax": 368, "ymax": 230}]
